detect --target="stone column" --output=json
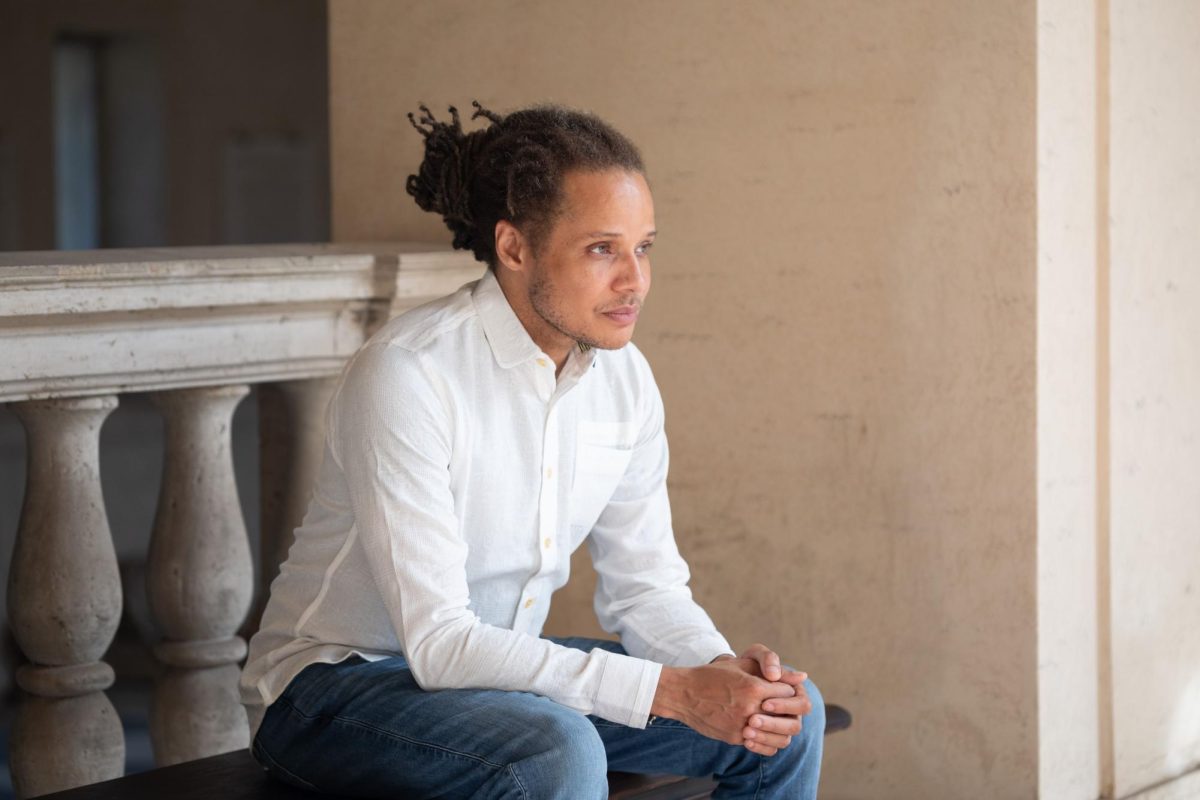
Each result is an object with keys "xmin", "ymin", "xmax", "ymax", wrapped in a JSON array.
[
  {"xmin": 146, "ymin": 385, "xmax": 252, "ymax": 766},
  {"xmin": 247, "ymin": 377, "xmax": 336, "ymax": 635},
  {"xmin": 7, "ymin": 396, "xmax": 124, "ymax": 798}
]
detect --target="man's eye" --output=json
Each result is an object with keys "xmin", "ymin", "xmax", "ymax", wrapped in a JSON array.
[
  {"xmin": 588, "ymin": 243, "xmax": 611, "ymax": 255},
  {"xmin": 636, "ymin": 242, "xmax": 654, "ymax": 255}
]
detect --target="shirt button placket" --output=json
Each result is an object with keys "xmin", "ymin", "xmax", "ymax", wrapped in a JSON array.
[
  {"xmin": 527, "ymin": 359, "xmax": 560, "ymax": 624},
  {"xmin": 541, "ymin": 407, "xmax": 559, "ymax": 564}
]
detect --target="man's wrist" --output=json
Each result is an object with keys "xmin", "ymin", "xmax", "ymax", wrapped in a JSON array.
[{"xmin": 650, "ymin": 665, "xmax": 687, "ymax": 721}]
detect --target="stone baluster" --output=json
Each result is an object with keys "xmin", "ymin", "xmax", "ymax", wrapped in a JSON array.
[
  {"xmin": 7, "ymin": 396, "xmax": 124, "ymax": 799},
  {"xmin": 247, "ymin": 377, "xmax": 337, "ymax": 636},
  {"xmin": 146, "ymin": 385, "xmax": 252, "ymax": 766}
]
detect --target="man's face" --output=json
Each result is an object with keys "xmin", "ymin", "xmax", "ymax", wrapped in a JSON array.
[{"xmin": 524, "ymin": 168, "xmax": 656, "ymax": 352}]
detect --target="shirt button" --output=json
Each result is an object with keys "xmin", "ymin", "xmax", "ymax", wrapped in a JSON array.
[
  {"xmin": 543, "ymin": 537, "xmax": 552, "ymax": 549},
  {"xmin": 545, "ymin": 467, "xmax": 553, "ymax": 478},
  {"xmin": 524, "ymin": 597, "xmax": 535, "ymax": 609},
  {"xmin": 536, "ymin": 358, "xmax": 548, "ymax": 368}
]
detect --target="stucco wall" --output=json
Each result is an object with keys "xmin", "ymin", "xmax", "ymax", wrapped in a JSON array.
[
  {"xmin": 1036, "ymin": 0, "xmax": 1101, "ymax": 796},
  {"xmin": 329, "ymin": 3, "xmax": 1038, "ymax": 797},
  {"xmin": 1109, "ymin": 2, "xmax": 1200, "ymax": 796},
  {"xmin": 1035, "ymin": 3, "xmax": 1200, "ymax": 798}
]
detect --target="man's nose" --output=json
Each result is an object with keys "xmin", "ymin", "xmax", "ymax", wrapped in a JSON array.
[{"xmin": 614, "ymin": 250, "xmax": 649, "ymax": 295}]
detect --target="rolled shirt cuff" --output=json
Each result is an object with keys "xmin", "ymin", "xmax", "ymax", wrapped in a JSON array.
[
  {"xmin": 592, "ymin": 648, "xmax": 663, "ymax": 729},
  {"xmin": 674, "ymin": 633, "xmax": 737, "ymax": 668}
]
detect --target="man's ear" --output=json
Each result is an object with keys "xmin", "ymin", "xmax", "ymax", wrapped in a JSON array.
[{"xmin": 494, "ymin": 220, "xmax": 528, "ymax": 274}]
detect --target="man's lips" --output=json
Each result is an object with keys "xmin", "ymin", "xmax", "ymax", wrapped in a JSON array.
[{"xmin": 602, "ymin": 306, "xmax": 640, "ymax": 325}]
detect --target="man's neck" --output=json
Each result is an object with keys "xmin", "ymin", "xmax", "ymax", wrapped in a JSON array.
[{"xmin": 493, "ymin": 269, "xmax": 575, "ymax": 374}]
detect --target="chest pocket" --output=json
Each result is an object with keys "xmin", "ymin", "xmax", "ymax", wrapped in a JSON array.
[{"xmin": 570, "ymin": 421, "xmax": 636, "ymax": 534}]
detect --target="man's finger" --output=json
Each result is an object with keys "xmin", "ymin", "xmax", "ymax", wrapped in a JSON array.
[
  {"xmin": 743, "ymin": 738, "xmax": 780, "ymax": 757},
  {"xmin": 748, "ymin": 713, "xmax": 802, "ymax": 737},
  {"xmin": 762, "ymin": 678, "xmax": 811, "ymax": 715},
  {"xmin": 743, "ymin": 725, "xmax": 793, "ymax": 750},
  {"xmin": 761, "ymin": 694, "xmax": 813, "ymax": 717},
  {"xmin": 743, "ymin": 643, "xmax": 783, "ymax": 681},
  {"xmin": 778, "ymin": 668, "xmax": 808, "ymax": 685},
  {"xmin": 760, "ymin": 680, "xmax": 797, "ymax": 701}
]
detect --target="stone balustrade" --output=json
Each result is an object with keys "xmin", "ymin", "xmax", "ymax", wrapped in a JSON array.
[{"xmin": 0, "ymin": 243, "xmax": 482, "ymax": 797}]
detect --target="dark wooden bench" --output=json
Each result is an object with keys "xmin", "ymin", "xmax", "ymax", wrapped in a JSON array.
[{"xmin": 39, "ymin": 706, "xmax": 850, "ymax": 799}]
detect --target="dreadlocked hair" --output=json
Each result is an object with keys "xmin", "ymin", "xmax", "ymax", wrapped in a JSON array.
[{"xmin": 405, "ymin": 100, "xmax": 645, "ymax": 268}]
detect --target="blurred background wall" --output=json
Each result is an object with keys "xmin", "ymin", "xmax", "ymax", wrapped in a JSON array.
[
  {"xmin": 328, "ymin": 1, "xmax": 1200, "ymax": 798},
  {"xmin": 0, "ymin": 0, "xmax": 329, "ymax": 251}
]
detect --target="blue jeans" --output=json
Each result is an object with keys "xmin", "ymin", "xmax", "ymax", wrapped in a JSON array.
[{"xmin": 251, "ymin": 636, "xmax": 824, "ymax": 799}]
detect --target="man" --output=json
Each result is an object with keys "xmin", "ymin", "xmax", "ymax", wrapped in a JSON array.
[{"xmin": 242, "ymin": 102, "xmax": 824, "ymax": 798}]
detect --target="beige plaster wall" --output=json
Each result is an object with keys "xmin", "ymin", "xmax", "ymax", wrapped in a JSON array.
[
  {"xmin": 1036, "ymin": 1, "xmax": 1101, "ymax": 797},
  {"xmin": 1034, "ymin": 3, "xmax": 1200, "ymax": 798},
  {"xmin": 330, "ymin": 2, "xmax": 1038, "ymax": 797},
  {"xmin": 1109, "ymin": 2, "xmax": 1200, "ymax": 796}
]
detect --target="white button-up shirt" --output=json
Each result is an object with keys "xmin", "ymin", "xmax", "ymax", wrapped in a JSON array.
[{"xmin": 240, "ymin": 269, "xmax": 733, "ymax": 739}]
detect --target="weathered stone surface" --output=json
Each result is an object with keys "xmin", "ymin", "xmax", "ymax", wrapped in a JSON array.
[
  {"xmin": 147, "ymin": 385, "xmax": 253, "ymax": 641},
  {"xmin": 150, "ymin": 663, "xmax": 249, "ymax": 767},
  {"xmin": 0, "ymin": 244, "xmax": 482, "ymax": 402},
  {"xmin": 247, "ymin": 376, "xmax": 338, "ymax": 636},
  {"xmin": 10, "ymin": 693, "xmax": 125, "ymax": 799},
  {"xmin": 146, "ymin": 385, "xmax": 252, "ymax": 766},
  {"xmin": 7, "ymin": 396, "xmax": 125, "ymax": 797},
  {"xmin": 8, "ymin": 397, "xmax": 123, "ymax": 665}
]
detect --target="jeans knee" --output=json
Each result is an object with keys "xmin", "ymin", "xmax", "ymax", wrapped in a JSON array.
[
  {"xmin": 751, "ymin": 676, "xmax": 824, "ymax": 795},
  {"xmin": 548, "ymin": 712, "xmax": 607, "ymax": 772},
  {"xmin": 800, "ymin": 677, "xmax": 825, "ymax": 741},
  {"xmin": 510, "ymin": 709, "xmax": 607, "ymax": 798}
]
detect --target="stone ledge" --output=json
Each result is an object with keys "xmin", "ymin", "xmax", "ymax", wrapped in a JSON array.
[{"xmin": 0, "ymin": 243, "xmax": 483, "ymax": 402}]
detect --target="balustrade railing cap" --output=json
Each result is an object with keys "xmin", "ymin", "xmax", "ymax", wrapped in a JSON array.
[{"xmin": 0, "ymin": 242, "xmax": 483, "ymax": 402}]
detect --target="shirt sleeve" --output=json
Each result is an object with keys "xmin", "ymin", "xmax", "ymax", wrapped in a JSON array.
[
  {"xmin": 329, "ymin": 342, "xmax": 661, "ymax": 728},
  {"xmin": 586, "ymin": 361, "xmax": 736, "ymax": 667}
]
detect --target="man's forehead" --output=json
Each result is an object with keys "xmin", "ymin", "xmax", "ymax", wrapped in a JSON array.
[{"xmin": 557, "ymin": 171, "xmax": 655, "ymax": 229}]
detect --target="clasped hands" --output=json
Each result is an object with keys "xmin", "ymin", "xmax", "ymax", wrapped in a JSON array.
[{"xmin": 650, "ymin": 643, "xmax": 812, "ymax": 757}]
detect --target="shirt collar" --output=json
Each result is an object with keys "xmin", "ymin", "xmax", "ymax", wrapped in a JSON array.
[
  {"xmin": 472, "ymin": 268, "xmax": 599, "ymax": 376},
  {"xmin": 561, "ymin": 341, "xmax": 599, "ymax": 383},
  {"xmin": 473, "ymin": 268, "xmax": 542, "ymax": 369}
]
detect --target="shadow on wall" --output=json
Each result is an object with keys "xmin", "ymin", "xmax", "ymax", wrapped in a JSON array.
[{"xmin": 0, "ymin": 0, "xmax": 330, "ymax": 252}]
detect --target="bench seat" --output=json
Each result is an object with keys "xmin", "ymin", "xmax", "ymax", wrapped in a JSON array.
[
  {"xmin": 35, "ymin": 752, "xmax": 715, "ymax": 800},
  {"xmin": 38, "ymin": 706, "xmax": 850, "ymax": 799}
]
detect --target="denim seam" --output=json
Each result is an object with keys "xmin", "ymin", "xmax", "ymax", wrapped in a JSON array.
[
  {"xmin": 591, "ymin": 719, "xmax": 694, "ymax": 732},
  {"xmin": 505, "ymin": 763, "xmax": 530, "ymax": 800},
  {"xmin": 253, "ymin": 737, "xmax": 322, "ymax": 792},
  {"xmin": 275, "ymin": 694, "xmax": 511, "ymax": 770}
]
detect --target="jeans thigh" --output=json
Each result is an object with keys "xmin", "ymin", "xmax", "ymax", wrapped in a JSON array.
[{"xmin": 252, "ymin": 654, "xmax": 602, "ymax": 799}]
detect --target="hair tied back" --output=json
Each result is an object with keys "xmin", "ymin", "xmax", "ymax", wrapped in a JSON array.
[{"xmin": 405, "ymin": 101, "xmax": 503, "ymax": 252}]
